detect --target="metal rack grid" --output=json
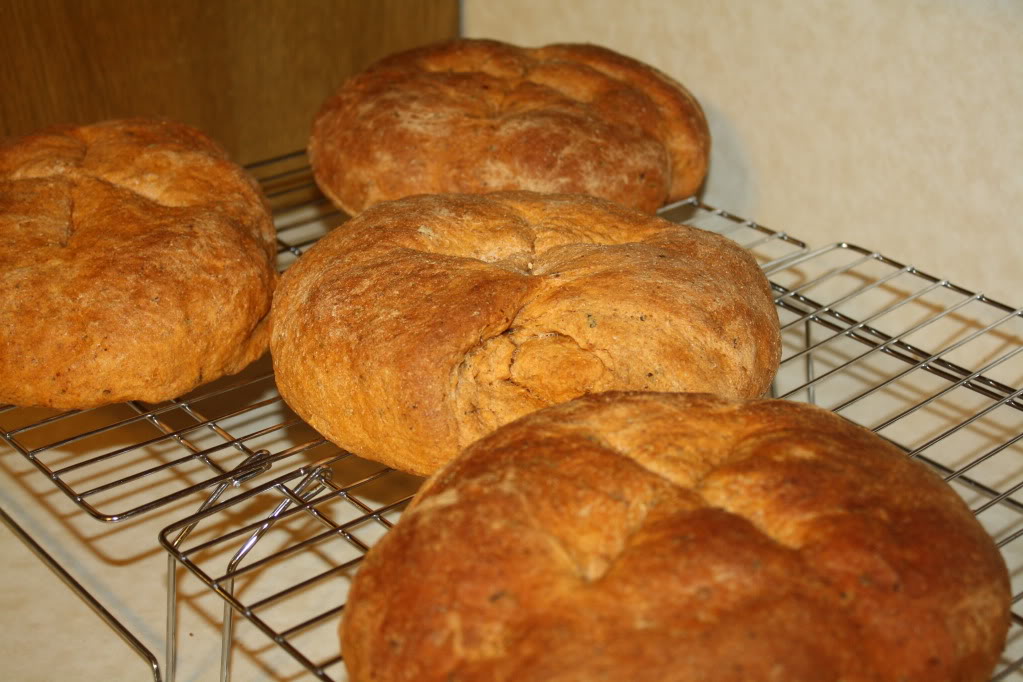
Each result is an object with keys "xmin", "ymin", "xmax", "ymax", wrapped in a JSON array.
[
  {"xmin": 2, "ymin": 150, "xmax": 1021, "ymax": 680},
  {"xmin": 149, "ymin": 158, "xmax": 1021, "ymax": 681}
]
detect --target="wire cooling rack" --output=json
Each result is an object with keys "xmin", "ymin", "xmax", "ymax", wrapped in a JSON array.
[{"xmin": 2, "ymin": 150, "xmax": 1022, "ymax": 681}]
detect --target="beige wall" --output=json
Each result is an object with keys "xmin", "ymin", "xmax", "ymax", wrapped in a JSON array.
[{"xmin": 464, "ymin": 0, "xmax": 1022, "ymax": 305}]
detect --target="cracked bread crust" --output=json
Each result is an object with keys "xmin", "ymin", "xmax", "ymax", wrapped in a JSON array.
[
  {"xmin": 309, "ymin": 38, "xmax": 710, "ymax": 215},
  {"xmin": 0, "ymin": 119, "xmax": 277, "ymax": 409},
  {"xmin": 341, "ymin": 392, "xmax": 1011, "ymax": 682},
  {"xmin": 269, "ymin": 191, "xmax": 780, "ymax": 476}
]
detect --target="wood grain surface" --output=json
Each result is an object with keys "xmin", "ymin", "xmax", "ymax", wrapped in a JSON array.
[{"xmin": 0, "ymin": 0, "xmax": 460, "ymax": 164}]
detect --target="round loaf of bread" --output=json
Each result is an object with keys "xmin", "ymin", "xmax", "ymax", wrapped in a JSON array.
[
  {"xmin": 0, "ymin": 118, "xmax": 277, "ymax": 409},
  {"xmin": 309, "ymin": 38, "xmax": 710, "ymax": 215},
  {"xmin": 341, "ymin": 391, "xmax": 1011, "ymax": 682},
  {"xmin": 270, "ymin": 191, "xmax": 780, "ymax": 476}
]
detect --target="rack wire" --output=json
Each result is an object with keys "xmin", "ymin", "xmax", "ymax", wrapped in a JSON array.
[{"xmin": 2, "ymin": 150, "xmax": 1022, "ymax": 680}]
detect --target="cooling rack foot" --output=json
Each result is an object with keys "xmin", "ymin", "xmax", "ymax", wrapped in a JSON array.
[{"xmin": 0, "ymin": 504, "xmax": 163, "ymax": 682}]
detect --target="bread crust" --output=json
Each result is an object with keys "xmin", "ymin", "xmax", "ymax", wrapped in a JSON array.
[
  {"xmin": 309, "ymin": 39, "xmax": 710, "ymax": 215},
  {"xmin": 270, "ymin": 191, "xmax": 780, "ymax": 476},
  {"xmin": 0, "ymin": 119, "xmax": 277, "ymax": 409},
  {"xmin": 341, "ymin": 392, "xmax": 1011, "ymax": 682}
]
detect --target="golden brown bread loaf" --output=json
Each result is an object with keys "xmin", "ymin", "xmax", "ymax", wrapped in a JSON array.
[
  {"xmin": 270, "ymin": 191, "xmax": 780, "ymax": 476},
  {"xmin": 309, "ymin": 38, "xmax": 710, "ymax": 215},
  {"xmin": 0, "ymin": 118, "xmax": 277, "ymax": 409},
  {"xmin": 341, "ymin": 391, "xmax": 1011, "ymax": 682}
]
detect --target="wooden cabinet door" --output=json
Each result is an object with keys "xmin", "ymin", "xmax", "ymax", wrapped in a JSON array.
[{"xmin": 0, "ymin": 0, "xmax": 460, "ymax": 163}]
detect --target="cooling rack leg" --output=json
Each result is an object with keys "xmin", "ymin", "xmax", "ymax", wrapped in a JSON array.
[
  {"xmin": 166, "ymin": 553, "xmax": 180, "ymax": 682},
  {"xmin": 161, "ymin": 453, "xmax": 273, "ymax": 682},
  {"xmin": 213, "ymin": 469, "xmax": 330, "ymax": 682},
  {"xmin": 220, "ymin": 579, "xmax": 237, "ymax": 682},
  {"xmin": 804, "ymin": 318, "xmax": 817, "ymax": 405},
  {"xmin": 0, "ymin": 504, "xmax": 163, "ymax": 682}
]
